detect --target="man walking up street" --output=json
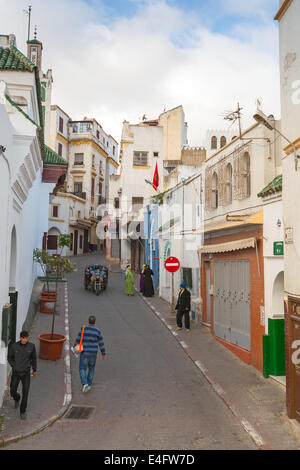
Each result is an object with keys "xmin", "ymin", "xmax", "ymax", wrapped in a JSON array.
[
  {"xmin": 175, "ymin": 283, "xmax": 191, "ymax": 332},
  {"xmin": 8, "ymin": 331, "xmax": 37, "ymax": 420},
  {"xmin": 74, "ymin": 315, "xmax": 106, "ymax": 393}
]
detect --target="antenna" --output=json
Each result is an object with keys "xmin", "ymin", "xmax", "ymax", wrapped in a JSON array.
[
  {"xmin": 224, "ymin": 103, "xmax": 243, "ymax": 138},
  {"xmin": 23, "ymin": 5, "xmax": 32, "ymax": 42}
]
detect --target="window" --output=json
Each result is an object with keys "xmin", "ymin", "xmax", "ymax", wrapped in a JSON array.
[
  {"xmin": 226, "ymin": 163, "xmax": 233, "ymax": 204},
  {"xmin": 92, "ymin": 155, "xmax": 95, "ymax": 168},
  {"xmin": 220, "ymin": 136, "xmax": 227, "ymax": 148},
  {"xmin": 211, "ymin": 136, "xmax": 217, "ymax": 150},
  {"xmin": 71, "ymin": 123, "xmax": 78, "ymax": 133},
  {"xmin": 107, "ymin": 141, "xmax": 109, "ymax": 147},
  {"xmin": 52, "ymin": 205, "xmax": 59, "ymax": 218},
  {"xmin": 113, "ymin": 146, "xmax": 115, "ymax": 156},
  {"xmin": 114, "ymin": 197, "xmax": 120, "ymax": 209},
  {"xmin": 77, "ymin": 210, "xmax": 81, "ymax": 218},
  {"xmin": 58, "ymin": 143, "xmax": 63, "ymax": 156},
  {"xmin": 243, "ymin": 153, "xmax": 251, "ymax": 197},
  {"xmin": 153, "ymin": 152, "xmax": 159, "ymax": 158},
  {"xmin": 91, "ymin": 177, "xmax": 95, "ymax": 197},
  {"xmin": 59, "ymin": 117, "xmax": 64, "ymax": 133},
  {"xmin": 182, "ymin": 268, "xmax": 193, "ymax": 289},
  {"xmin": 80, "ymin": 235, "xmax": 83, "ymax": 250},
  {"xmin": 70, "ymin": 233, "xmax": 73, "ymax": 251},
  {"xmin": 79, "ymin": 122, "xmax": 92, "ymax": 133},
  {"xmin": 212, "ymin": 172, "xmax": 218, "ymax": 209},
  {"xmin": 133, "ymin": 151, "xmax": 148, "ymax": 166},
  {"xmin": 74, "ymin": 181, "xmax": 83, "ymax": 193},
  {"xmin": 100, "ymin": 161, "xmax": 103, "ymax": 174},
  {"xmin": 132, "ymin": 197, "xmax": 144, "ymax": 212},
  {"xmin": 74, "ymin": 153, "xmax": 84, "ymax": 165},
  {"xmin": 96, "ymin": 130, "xmax": 100, "ymax": 140}
]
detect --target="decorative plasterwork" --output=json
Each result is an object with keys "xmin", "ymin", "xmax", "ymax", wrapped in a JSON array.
[
  {"xmin": 12, "ymin": 179, "xmax": 27, "ymax": 204},
  {"xmin": 19, "ymin": 163, "xmax": 32, "ymax": 191}
]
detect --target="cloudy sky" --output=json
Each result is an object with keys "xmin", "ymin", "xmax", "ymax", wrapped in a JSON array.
[{"xmin": 0, "ymin": 0, "xmax": 280, "ymax": 146}]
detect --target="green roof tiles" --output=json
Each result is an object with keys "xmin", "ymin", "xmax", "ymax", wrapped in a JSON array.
[
  {"xmin": 258, "ymin": 175, "xmax": 282, "ymax": 198},
  {"xmin": 0, "ymin": 45, "xmax": 35, "ymax": 72},
  {"xmin": 44, "ymin": 145, "xmax": 67, "ymax": 166}
]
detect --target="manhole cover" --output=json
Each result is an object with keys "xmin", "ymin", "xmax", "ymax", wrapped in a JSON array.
[{"xmin": 64, "ymin": 406, "xmax": 95, "ymax": 420}]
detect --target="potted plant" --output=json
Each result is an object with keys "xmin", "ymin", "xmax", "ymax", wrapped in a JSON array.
[
  {"xmin": 38, "ymin": 256, "xmax": 76, "ymax": 361},
  {"xmin": 33, "ymin": 249, "xmax": 57, "ymax": 313}
]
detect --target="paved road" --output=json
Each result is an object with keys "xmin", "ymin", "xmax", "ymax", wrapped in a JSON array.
[{"xmin": 7, "ymin": 255, "xmax": 256, "ymax": 450}]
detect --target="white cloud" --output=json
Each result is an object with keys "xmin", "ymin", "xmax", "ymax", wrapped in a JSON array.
[{"xmin": 0, "ymin": 0, "xmax": 280, "ymax": 146}]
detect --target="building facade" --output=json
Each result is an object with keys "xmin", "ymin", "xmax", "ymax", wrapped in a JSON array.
[{"xmin": 275, "ymin": 0, "xmax": 300, "ymax": 421}]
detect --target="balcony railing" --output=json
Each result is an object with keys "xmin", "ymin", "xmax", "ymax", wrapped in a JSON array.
[
  {"xmin": 98, "ymin": 196, "xmax": 106, "ymax": 205},
  {"xmin": 71, "ymin": 191, "xmax": 86, "ymax": 200}
]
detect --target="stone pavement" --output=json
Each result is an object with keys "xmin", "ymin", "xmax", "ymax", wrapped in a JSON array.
[
  {"xmin": 133, "ymin": 273, "xmax": 300, "ymax": 450},
  {"xmin": 0, "ymin": 281, "xmax": 70, "ymax": 446}
]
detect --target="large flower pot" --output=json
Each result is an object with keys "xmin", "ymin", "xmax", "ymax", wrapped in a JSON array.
[
  {"xmin": 39, "ymin": 296, "xmax": 56, "ymax": 314},
  {"xmin": 42, "ymin": 291, "xmax": 57, "ymax": 298},
  {"xmin": 38, "ymin": 334, "xmax": 66, "ymax": 361}
]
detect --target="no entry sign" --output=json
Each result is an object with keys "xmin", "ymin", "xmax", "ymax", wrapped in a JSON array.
[{"xmin": 165, "ymin": 257, "xmax": 180, "ymax": 273}]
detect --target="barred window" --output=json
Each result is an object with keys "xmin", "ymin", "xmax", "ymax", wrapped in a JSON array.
[
  {"xmin": 220, "ymin": 136, "xmax": 227, "ymax": 148},
  {"xmin": 133, "ymin": 151, "xmax": 148, "ymax": 166},
  {"xmin": 211, "ymin": 136, "xmax": 217, "ymax": 150},
  {"xmin": 132, "ymin": 197, "xmax": 144, "ymax": 211},
  {"xmin": 74, "ymin": 153, "xmax": 84, "ymax": 165}
]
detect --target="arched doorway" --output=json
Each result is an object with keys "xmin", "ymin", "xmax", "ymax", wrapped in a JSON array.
[{"xmin": 272, "ymin": 271, "xmax": 284, "ymax": 315}]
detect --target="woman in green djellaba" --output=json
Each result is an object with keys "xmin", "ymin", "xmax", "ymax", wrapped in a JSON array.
[{"xmin": 125, "ymin": 265, "xmax": 134, "ymax": 296}]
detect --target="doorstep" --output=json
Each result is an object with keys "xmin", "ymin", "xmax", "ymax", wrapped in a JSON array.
[{"xmin": 269, "ymin": 375, "xmax": 286, "ymax": 388}]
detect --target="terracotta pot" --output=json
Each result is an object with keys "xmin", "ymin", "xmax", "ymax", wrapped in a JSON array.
[
  {"xmin": 42, "ymin": 291, "xmax": 57, "ymax": 297},
  {"xmin": 39, "ymin": 296, "xmax": 56, "ymax": 314},
  {"xmin": 38, "ymin": 334, "xmax": 66, "ymax": 361}
]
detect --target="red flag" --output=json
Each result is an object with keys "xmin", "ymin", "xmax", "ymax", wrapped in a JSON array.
[{"xmin": 153, "ymin": 163, "xmax": 159, "ymax": 191}]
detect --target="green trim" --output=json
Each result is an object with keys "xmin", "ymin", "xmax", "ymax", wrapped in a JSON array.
[
  {"xmin": 258, "ymin": 175, "xmax": 282, "ymax": 198},
  {"xmin": 44, "ymin": 144, "xmax": 67, "ymax": 166},
  {"xmin": 5, "ymin": 94, "xmax": 42, "ymax": 130}
]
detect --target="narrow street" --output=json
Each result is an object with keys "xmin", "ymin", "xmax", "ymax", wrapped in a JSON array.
[{"xmin": 6, "ymin": 255, "xmax": 256, "ymax": 450}]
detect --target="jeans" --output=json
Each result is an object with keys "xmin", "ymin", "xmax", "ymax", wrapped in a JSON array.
[
  {"xmin": 10, "ymin": 371, "xmax": 31, "ymax": 414},
  {"xmin": 79, "ymin": 353, "xmax": 97, "ymax": 386}
]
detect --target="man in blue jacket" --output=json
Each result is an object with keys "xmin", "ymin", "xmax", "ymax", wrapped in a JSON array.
[{"xmin": 74, "ymin": 315, "xmax": 106, "ymax": 393}]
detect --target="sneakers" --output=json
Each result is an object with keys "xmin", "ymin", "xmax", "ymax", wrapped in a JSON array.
[
  {"xmin": 20, "ymin": 412, "xmax": 27, "ymax": 420},
  {"xmin": 14, "ymin": 398, "xmax": 20, "ymax": 409},
  {"xmin": 186, "ymin": 329, "xmax": 191, "ymax": 332},
  {"xmin": 82, "ymin": 384, "xmax": 89, "ymax": 393},
  {"xmin": 87, "ymin": 386, "xmax": 92, "ymax": 392},
  {"xmin": 176, "ymin": 327, "xmax": 182, "ymax": 331}
]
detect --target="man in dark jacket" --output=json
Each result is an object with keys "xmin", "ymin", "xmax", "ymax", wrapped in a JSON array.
[
  {"xmin": 8, "ymin": 331, "xmax": 37, "ymax": 420},
  {"xmin": 175, "ymin": 283, "xmax": 191, "ymax": 332}
]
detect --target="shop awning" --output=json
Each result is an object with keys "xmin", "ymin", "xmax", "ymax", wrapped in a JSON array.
[{"xmin": 198, "ymin": 237, "xmax": 256, "ymax": 254}]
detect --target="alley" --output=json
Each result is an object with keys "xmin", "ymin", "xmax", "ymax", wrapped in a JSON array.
[{"xmin": 5, "ymin": 255, "xmax": 256, "ymax": 450}]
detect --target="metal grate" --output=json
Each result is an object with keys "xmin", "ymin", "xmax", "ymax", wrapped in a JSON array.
[{"xmin": 64, "ymin": 406, "xmax": 95, "ymax": 420}]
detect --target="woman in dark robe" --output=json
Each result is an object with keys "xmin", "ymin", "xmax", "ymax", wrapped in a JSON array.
[
  {"xmin": 143, "ymin": 264, "xmax": 154, "ymax": 297},
  {"xmin": 139, "ymin": 264, "xmax": 146, "ymax": 293}
]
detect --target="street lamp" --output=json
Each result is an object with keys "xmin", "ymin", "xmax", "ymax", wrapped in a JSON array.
[{"xmin": 253, "ymin": 110, "xmax": 300, "ymax": 170}]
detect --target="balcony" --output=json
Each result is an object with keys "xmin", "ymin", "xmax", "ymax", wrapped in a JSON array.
[
  {"xmin": 98, "ymin": 196, "xmax": 106, "ymax": 205},
  {"xmin": 70, "ymin": 191, "xmax": 87, "ymax": 200}
]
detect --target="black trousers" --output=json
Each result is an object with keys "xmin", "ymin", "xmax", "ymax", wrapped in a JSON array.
[
  {"xmin": 176, "ymin": 309, "xmax": 190, "ymax": 329},
  {"xmin": 10, "ymin": 371, "xmax": 31, "ymax": 413}
]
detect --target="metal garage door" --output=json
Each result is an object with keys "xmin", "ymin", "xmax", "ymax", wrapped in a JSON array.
[{"xmin": 214, "ymin": 260, "xmax": 250, "ymax": 351}]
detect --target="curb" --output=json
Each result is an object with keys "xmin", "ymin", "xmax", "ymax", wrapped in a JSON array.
[
  {"xmin": 135, "ymin": 287, "xmax": 268, "ymax": 450},
  {"xmin": 0, "ymin": 282, "xmax": 72, "ymax": 448}
]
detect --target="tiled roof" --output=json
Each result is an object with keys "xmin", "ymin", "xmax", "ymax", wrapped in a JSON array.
[
  {"xmin": 44, "ymin": 145, "xmax": 67, "ymax": 166},
  {"xmin": 258, "ymin": 175, "xmax": 282, "ymax": 198},
  {"xmin": 5, "ymin": 94, "xmax": 41, "ymax": 129},
  {"xmin": 0, "ymin": 45, "xmax": 35, "ymax": 72}
]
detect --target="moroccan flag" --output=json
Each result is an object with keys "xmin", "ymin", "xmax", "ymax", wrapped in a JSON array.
[{"xmin": 153, "ymin": 163, "xmax": 159, "ymax": 191}]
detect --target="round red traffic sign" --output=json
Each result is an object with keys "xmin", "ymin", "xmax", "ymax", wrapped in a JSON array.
[{"xmin": 165, "ymin": 257, "xmax": 180, "ymax": 273}]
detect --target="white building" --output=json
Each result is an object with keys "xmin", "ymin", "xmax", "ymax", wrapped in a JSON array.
[
  {"xmin": 0, "ymin": 35, "xmax": 64, "ymax": 405},
  {"xmin": 205, "ymin": 128, "xmax": 239, "ymax": 159},
  {"xmin": 274, "ymin": 0, "xmax": 300, "ymax": 420}
]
